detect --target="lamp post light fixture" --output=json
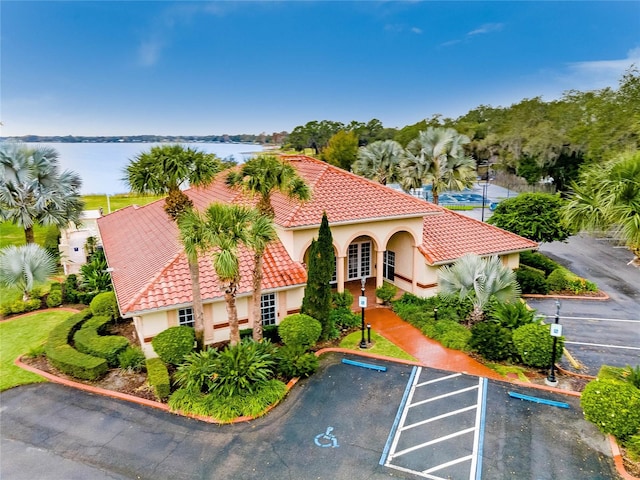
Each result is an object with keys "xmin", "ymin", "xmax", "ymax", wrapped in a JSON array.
[
  {"xmin": 434, "ymin": 307, "xmax": 438, "ymax": 322},
  {"xmin": 359, "ymin": 278, "xmax": 367, "ymax": 349},
  {"xmin": 546, "ymin": 299, "xmax": 562, "ymax": 386}
]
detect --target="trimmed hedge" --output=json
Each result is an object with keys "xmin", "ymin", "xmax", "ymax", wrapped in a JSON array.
[
  {"xmin": 519, "ymin": 251, "xmax": 560, "ymax": 276},
  {"xmin": 45, "ymin": 309, "xmax": 108, "ymax": 380},
  {"xmin": 151, "ymin": 326, "xmax": 195, "ymax": 365},
  {"xmin": 73, "ymin": 315, "xmax": 129, "ymax": 366},
  {"xmin": 146, "ymin": 357, "xmax": 170, "ymax": 400},
  {"xmin": 515, "ymin": 265, "xmax": 550, "ymax": 295}
]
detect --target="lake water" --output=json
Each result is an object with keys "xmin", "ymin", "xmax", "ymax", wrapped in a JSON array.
[{"xmin": 25, "ymin": 142, "xmax": 264, "ymax": 194}]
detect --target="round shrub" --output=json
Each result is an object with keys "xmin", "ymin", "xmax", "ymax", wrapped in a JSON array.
[
  {"xmin": 278, "ymin": 313, "xmax": 322, "ymax": 348},
  {"xmin": 90, "ymin": 291, "xmax": 118, "ymax": 320},
  {"xmin": 10, "ymin": 300, "xmax": 26, "ymax": 314},
  {"xmin": 581, "ymin": 378, "xmax": 640, "ymax": 440},
  {"xmin": 547, "ymin": 268, "xmax": 568, "ymax": 292},
  {"xmin": 515, "ymin": 266, "xmax": 550, "ymax": 295},
  {"xmin": 512, "ymin": 323, "xmax": 564, "ymax": 368},
  {"xmin": 118, "ymin": 346, "xmax": 146, "ymax": 372},
  {"xmin": 46, "ymin": 290, "xmax": 63, "ymax": 308},
  {"xmin": 151, "ymin": 326, "xmax": 195, "ymax": 365},
  {"xmin": 469, "ymin": 322, "xmax": 516, "ymax": 361}
]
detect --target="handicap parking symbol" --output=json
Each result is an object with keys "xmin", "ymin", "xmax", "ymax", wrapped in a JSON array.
[{"xmin": 314, "ymin": 426, "xmax": 339, "ymax": 448}]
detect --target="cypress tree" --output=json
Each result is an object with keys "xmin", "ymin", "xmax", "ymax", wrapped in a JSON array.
[{"xmin": 301, "ymin": 212, "xmax": 335, "ymax": 340}]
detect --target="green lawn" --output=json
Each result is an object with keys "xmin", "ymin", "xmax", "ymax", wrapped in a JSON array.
[
  {"xmin": 339, "ymin": 330, "xmax": 417, "ymax": 362},
  {"xmin": 0, "ymin": 310, "xmax": 75, "ymax": 391},
  {"xmin": 0, "ymin": 193, "xmax": 162, "ymax": 249}
]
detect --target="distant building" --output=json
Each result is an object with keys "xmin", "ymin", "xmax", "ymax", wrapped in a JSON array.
[{"xmin": 59, "ymin": 209, "xmax": 103, "ymax": 275}]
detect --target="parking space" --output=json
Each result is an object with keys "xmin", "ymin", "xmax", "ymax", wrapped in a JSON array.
[
  {"xmin": 383, "ymin": 369, "xmax": 485, "ymax": 479},
  {"xmin": 0, "ymin": 352, "xmax": 617, "ymax": 480}
]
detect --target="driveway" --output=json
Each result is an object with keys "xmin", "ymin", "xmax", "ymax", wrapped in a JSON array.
[
  {"xmin": 529, "ymin": 234, "xmax": 640, "ymax": 373},
  {"xmin": 1, "ymin": 352, "xmax": 615, "ymax": 480}
]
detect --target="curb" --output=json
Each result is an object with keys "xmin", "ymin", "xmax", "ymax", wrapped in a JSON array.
[
  {"xmin": 14, "ymin": 355, "xmax": 299, "ymax": 425},
  {"xmin": 610, "ymin": 434, "xmax": 640, "ymax": 480},
  {"xmin": 522, "ymin": 292, "xmax": 610, "ymax": 301}
]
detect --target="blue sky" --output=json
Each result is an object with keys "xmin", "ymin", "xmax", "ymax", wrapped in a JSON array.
[{"xmin": 2, "ymin": 1, "xmax": 639, "ymax": 137}]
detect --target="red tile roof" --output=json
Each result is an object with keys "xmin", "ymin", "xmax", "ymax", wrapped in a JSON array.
[
  {"xmin": 98, "ymin": 200, "xmax": 306, "ymax": 316},
  {"xmin": 420, "ymin": 207, "xmax": 538, "ymax": 265},
  {"xmin": 98, "ymin": 155, "xmax": 537, "ymax": 316}
]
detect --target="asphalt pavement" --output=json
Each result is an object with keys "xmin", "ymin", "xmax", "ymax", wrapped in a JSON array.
[{"xmin": 0, "ymin": 353, "xmax": 616, "ymax": 480}]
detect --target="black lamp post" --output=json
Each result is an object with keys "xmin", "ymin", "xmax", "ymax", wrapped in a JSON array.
[
  {"xmin": 546, "ymin": 299, "xmax": 561, "ymax": 386},
  {"xmin": 360, "ymin": 278, "xmax": 367, "ymax": 349},
  {"xmin": 481, "ymin": 177, "xmax": 489, "ymax": 222}
]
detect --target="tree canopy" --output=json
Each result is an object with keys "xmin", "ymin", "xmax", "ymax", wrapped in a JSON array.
[{"xmin": 487, "ymin": 192, "xmax": 573, "ymax": 243}]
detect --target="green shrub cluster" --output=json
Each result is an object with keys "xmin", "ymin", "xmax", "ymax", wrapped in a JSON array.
[
  {"xmin": 118, "ymin": 346, "xmax": 146, "ymax": 372},
  {"xmin": 431, "ymin": 320, "xmax": 471, "ymax": 351},
  {"xmin": 73, "ymin": 315, "xmax": 129, "ymax": 366},
  {"xmin": 519, "ymin": 251, "xmax": 560, "ymax": 275},
  {"xmin": 146, "ymin": 357, "xmax": 170, "ymax": 400},
  {"xmin": 581, "ymin": 378, "xmax": 640, "ymax": 440},
  {"xmin": 45, "ymin": 309, "xmax": 108, "ymax": 380},
  {"xmin": 330, "ymin": 308, "xmax": 360, "ymax": 330},
  {"xmin": 332, "ymin": 291, "xmax": 354, "ymax": 309},
  {"xmin": 469, "ymin": 322, "xmax": 517, "ymax": 361},
  {"xmin": 515, "ymin": 266, "xmax": 550, "ymax": 295},
  {"xmin": 275, "ymin": 345, "xmax": 319, "ymax": 378},
  {"xmin": 169, "ymin": 379, "xmax": 287, "ymax": 421},
  {"xmin": 278, "ymin": 314, "xmax": 322, "ymax": 348},
  {"xmin": 151, "ymin": 326, "xmax": 195, "ymax": 365},
  {"xmin": 90, "ymin": 291, "xmax": 118, "ymax": 320},
  {"xmin": 46, "ymin": 282, "xmax": 63, "ymax": 308},
  {"xmin": 517, "ymin": 253, "xmax": 597, "ymax": 295},
  {"xmin": 512, "ymin": 322, "xmax": 564, "ymax": 368}
]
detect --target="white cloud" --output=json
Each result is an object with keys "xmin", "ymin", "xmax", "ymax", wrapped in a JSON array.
[
  {"xmin": 467, "ymin": 23, "xmax": 504, "ymax": 37},
  {"xmin": 138, "ymin": 38, "xmax": 165, "ymax": 67},
  {"xmin": 560, "ymin": 47, "xmax": 640, "ymax": 90},
  {"xmin": 411, "ymin": 27, "xmax": 423, "ymax": 34}
]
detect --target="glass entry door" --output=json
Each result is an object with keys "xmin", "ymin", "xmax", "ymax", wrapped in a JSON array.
[{"xmin": 347, "ymin": 241, "xmax": 371, "ymax": 280}]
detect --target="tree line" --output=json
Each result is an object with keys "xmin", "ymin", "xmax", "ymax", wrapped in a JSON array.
[{"xmin": 285, "ymin": 68, "xmax": 639, "ymax": 192}]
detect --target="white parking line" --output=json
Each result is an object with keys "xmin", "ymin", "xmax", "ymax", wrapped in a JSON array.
[
  {"xmin": 543, "ymin": 315, "xmax": 640, "ymax": 323},
  {"xmin": 564, "ymin": 341, "xmax": 640, "ymax": 351},
  {"xmin": 383, "ymin": 369, "xmax": 487, "ymax": 480}
]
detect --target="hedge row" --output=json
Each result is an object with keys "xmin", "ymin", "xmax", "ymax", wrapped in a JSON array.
[
  {"xmin": 146, "ymin": 358, "xmax": 170, "ymax": 400},
  {"xmin": 45, "ymin": 309, "xmax": 108, "ymax": 380},
  {"xmin": 73, "ymin": 315, "xmax": 129, "ymax": 366}
]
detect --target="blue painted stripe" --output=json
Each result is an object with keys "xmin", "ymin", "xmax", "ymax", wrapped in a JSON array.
[
  {"xmin": 508, "ymin": 391, "xmax": 570, "ymax": 409},
  {"xmin": 341, "ymin": 358, "xmax": 387, "ymax": 372},
  {"xmin": 379, "ymin": 366, "xmax": 417, "ymax": 465},
  {"xmin": 475, "ymin": 378, "xmax": 488, "ymax": 480}
]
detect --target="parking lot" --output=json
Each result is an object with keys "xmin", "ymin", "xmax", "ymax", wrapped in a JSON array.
[{"xmin": 1, "ymin": 352, "xmax": 616, "ymax": 480}]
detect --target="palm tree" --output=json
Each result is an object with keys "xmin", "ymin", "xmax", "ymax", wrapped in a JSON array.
[
  {"xmin": 438, "ymin": 253, "xmax": 520, "ymax": 325},
  {"xmin": 563, "ymin": 151, "xmax": 640, "ymax": 258},
  {"xmin": 0, "ymin": 244, "xmax": 56, "ymax": 301},
  {"xmin": 225, "ymin": 155, "xmax": 310, "ymax": 341},
  {"xmin": 353, "ymin": 140, "xmax": 404, "ymax": 185},
  {"xmin": 179, "ymin": 203, "xmax": 276, "ymax": 346},
  {"xmin": 400, "ymin": 127, "xmax": 476, "ymax": 205},
  {"xmin": 0, "ymin": 143, "xmax": 84, "ymax": 244},
  {"xmin": 124, "ymin": 144, "xmax": 226, "ymax": 350}
]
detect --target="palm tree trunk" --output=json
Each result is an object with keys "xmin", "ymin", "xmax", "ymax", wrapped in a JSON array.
[
  {"xmin": 252, "ymin": 252, "xmax": 264, "ymax": 342},
  {"xmin": 188, "ymin": 258, "xmax": 206, "ymax": 350},
  {"xmin": 24, "ymin": 226, "xmax": 35, "ymax": 244},
  {"xmin": 225, "ymin": 283, "xmax": 240, "ymax": 346},
  {"xmin": 432, "ymin": 181, "xmax": 439, "ymax": 205}
]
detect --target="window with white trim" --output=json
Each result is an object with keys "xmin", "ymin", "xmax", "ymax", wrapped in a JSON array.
[
  {"xmin": 261, "ymin": 293, "xmax": 277, "ymax": 326},
  {"xmin": 178, "ymin": 307, "xmax": 194, "ymax": 327},
  {"xmin": 348, "ymin": 241, "xmax": 371, "ymax": 280},
  {"xmin": 383, "ymin": 250, "xmax": 395, "ymax": 281}
]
